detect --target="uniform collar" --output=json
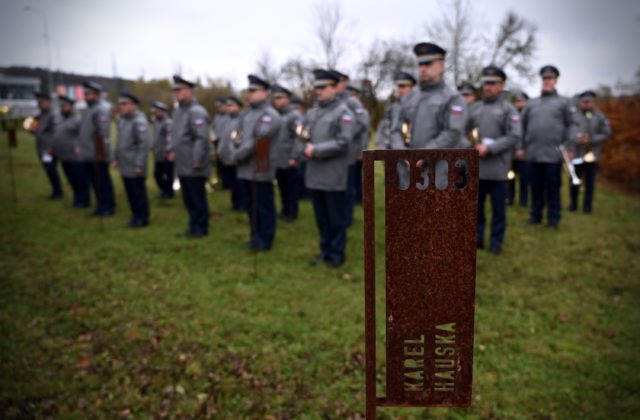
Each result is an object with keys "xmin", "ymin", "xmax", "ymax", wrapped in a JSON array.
[
  {"xmin": 276, "ymin": 104, "xmax": 292, "ymax": 115},
  {"xmin": 419, "ymin": 78, "xmax": 444, "ymax": 91},
  {"xmin": 319, "ymin": 98, "xmax": 337, "ymax": 108},
  {"xmin": 250, "ymin": 99, "xmax": 268, "ymax": 109},
  {"xmin": 179, "ymin": 99, "xmax": 196, "ymax": 109},
  {"xmin": 541, "ymin": 89, "xmax": 558, "ymax": 97}
]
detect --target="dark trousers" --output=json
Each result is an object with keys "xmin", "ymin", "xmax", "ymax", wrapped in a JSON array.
[
  {"xmin": 42, "ymin": 156, "xmax": 63, "ymax": 197},
  {"xmin": 296, "ymin": 161, "xmax": 310, "ymax": 200},
  {"xmin": 179, "ymin": 176, "xmax": 209, "ymax": 234},
  {"xmin": 123, "ymin": 177, "xmax": 150, "ymax": 223},
  {"xmin": 87, "ymin": 161, "xmax": 116, "ymax": 214},
  {"xmin": 508, "ymin": 160, "xmax": 530, "ymax": 207},
  {"xmin": 276, "ymin": 167, "xmax": 299, "ymax": 219},
  {"xmin": 478, "ymin": 180, "xmax": 507, "ymax": 247},
  {"xmin": 61, "ymin": 161, "xmax": 91, "ymax": 207},
  {"xmin": 570, "ymin": 162, "xmax": 598, "ymax": 213},
  {"xmin": 217, "ymin": 160, "xmax": 228, "ymax": 189},
  {"xmin": 354, "ymin": 159, "xmax": 363, "ymax": 204},
  {"xmin": 530, "ymin": 162, "xmax": 562, "ymax": 226},
  {"xmin": 154, "ymin": 161, "xmax": 175, "ymax": 198},
  {"xmin": 220, "ymin": 164, "xmax": 246, "ymax": 211},
  {"xmin": 240, "ymin": 179, "xmax": 276, "ymax": 249},
  {"xmin": 346, "ymin": 164, "xmax": 357, "ymax": 226},
  {"xmin": 310, "ymin": 189, "xmax": 348, "ymax": 264}
]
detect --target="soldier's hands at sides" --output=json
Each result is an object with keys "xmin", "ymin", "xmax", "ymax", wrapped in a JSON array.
[
  {"xmin": 577, "ymin": 133, "xmax": 589, "ymax": 146},
  {"xmin": 515, "ymin": 149, "xmax": 525, "ymax": 159},
  {"xmin": 192, "ymin": 162, "xmax": 202, "ymax": 170},
  {"xmin": 288, "ymin": 159, "xmax": 298, "ymax": 168},
  {"xmin": 166, "ymin": 151, "xmax": 175, "ymax": 162},
  {"xmin": 74, "ymin": 146, "xmax": 80, "ymax": 156},
  {"xmin": 304, "ymin": 143, "xmax": 315, "ymax": 159},
  {"xmin": 475, "ymin": 144, "xmax": 489, "ymax": 157},
  {"xmin": 135, "ymin": 167, "xmax": 143, "ymax": 175},
  {"xmin": 111, "ymin": 161, "xmax": 119, "ymax": 169}
]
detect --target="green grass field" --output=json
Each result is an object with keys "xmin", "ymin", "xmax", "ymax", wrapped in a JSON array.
[{"xmin": 1, "ymin": 130, "xmax": 639, "ymax": 419}]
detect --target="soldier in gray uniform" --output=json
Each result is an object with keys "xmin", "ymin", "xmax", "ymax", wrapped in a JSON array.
[
  {"xmin": 171, "ymin": 75, "xmax": 212, "ymax": 238},
  {"xmin": 232, "ymin": 75, "xmax": 281, "ymax": 251},
  {"xmin": 304, "ymin": 69, "xmax": 355, "ymax": 268},
  {"xmin": 518, "ymin": 65, "xmax": 576, "ymax": 229},
  {"xmin": 458, "ymin": 81, "xmax": 477, "ymax": 107},
  {"xmin": 29, "ymin": 92, "xmax": 63, "ymax": 199},
  {"xmin": 330, "ymin": 70, "xmax": 369, "ymax": 219},
  {"xmin": 346, "ymin": 80, "xmax": 371, "ymax": 210},
  {"xmin": 271, "ymin": 84, "xmax": 302, "ymax": 222},
  {"xmin": 151, "ymin": 101, "xmax": 174, "ymax": 199},
  {"xmin": 466, "ymin": 66, "xmax": 522, "ymax": 254},
  {"xmin": 212, "ymin": 98, "xmax": 230, "ymax": 189},
  {"xmin": 508, "ymin": 91, "xmax": 530, "ymax": 207},
  {"xmin": 376, "ymin": 71, "xmax": 416, "ymax": 150},
  {"xmin": 390, "ymin": 42, "xmax": 469, "ymax": 189},
  {"xmin": 112, "ymin": 92, "xmax": 150, "ymax": 227},
  {"xmin": 79, "ymin": 80, "xmax": 116, "ymax": 216},
  {"xmin": 52, "ymin": 95, "xmax": 90, "ymax": 207},
  {"xmin": 217, "ymin": 95, "xmax": 246, "ymax": 211},
  {"xmin": 569, "ymin": 90, "xmax": 611, "ymax": 213}
]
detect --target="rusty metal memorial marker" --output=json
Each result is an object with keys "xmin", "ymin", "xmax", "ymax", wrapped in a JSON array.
[{"xmin": 363, "ymin": 149, "xmax": 478, "ymax": 417}]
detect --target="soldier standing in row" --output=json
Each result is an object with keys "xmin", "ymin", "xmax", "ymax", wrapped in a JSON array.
[
  {"xmin": 171, "ymin": 75, "xmax": 212, "ymax": 238},
  {"xmin": 271, "ymin": 84, "xmax": 302, "ymax": 222},
  {"xmin": 151, "ymin": 101, "xmax": 174, "ymax": 199},
  {"xmin": 80, "ymin": 81, "xmax": 116, "ymax": 216},
  {"xmin": 330, "ymin": 70, "xmax": 368, "ymax": 226},
  {"xmin": 508, "ymin": 91, "xmax": 530, "ymax": 207},
  {"xmin": 212, "ymin": 98, "xmax": 230, "ymax": 189},
  {"xmin": 376, "ymin": 71, "xmax": 416, "ymax": 150},
  {"xmin": 112, "ymin": 92, "xmax": 150, "ymax": 227},
  {"xmin": 53, "ymin": 95, "xmax": 90, "ymax": 208},
  {"xmin": 569, "ymin": 90, "xmax": 611, "ymax": 214},
  {"xmin": 466, "ymin": 66, "xmax": 522, "ymax": 254},
  {"xmin": 391, "ymin": 42, "xmax": 468, "ymax": 188},
  {"xmin": 31, "ymin": 92, "xmax": 63, "ymax": 199},
  {"xmin": 519, "ymin": 65, "xmax": 576, "ymax": 229},
  {"xmin": 458, "ymin": 81, "xmax": 477, "ymax": 107},
  {"xmin": 232, "ymin": 75, "xmax": 281, "ymax": 251},
  {"xmin": 346, "ymin": 80, "xmax": 370, "ymax": 207},
  {"xmin": 217, "ymin": 96, "xmax": 246, "ymax": 211},
  {"xmin": 305, "ymin": 69, "xmax": 355, "ymax": 268}
]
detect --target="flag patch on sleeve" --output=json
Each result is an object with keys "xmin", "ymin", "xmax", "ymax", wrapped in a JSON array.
[
  {"xmin": 511, "ymin": 115, "xmax": 520, "ymax": 123},
  {"xmin": 451, "ymin": 105, "xmax": 464, "ymax": 115},
  {"xmin": 341, "ymin": 114, "xmax": 353, "ymax": 124},
  {"xmin": 193, "ymin": 118, "xmax": 205, "ymax": 127},
  {"xmin": 137, "ymin": 124, "xmax": 147, "ymax": 133},
  {"xmin": 99, "ymin": 115, "xmax": 108, "ymax": 123},
  {"xmin": 261, "ymin": 115, "xmax": 272, "ymax": 124}
]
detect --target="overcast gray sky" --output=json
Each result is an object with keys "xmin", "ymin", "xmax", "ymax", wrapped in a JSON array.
[{"xmin": 1, "ymin": 0, "xmax": 639, "ymax": 96}]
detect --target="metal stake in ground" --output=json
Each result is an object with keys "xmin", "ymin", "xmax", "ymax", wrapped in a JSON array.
[{"xmin": 363, "ymin": 149, "xmax": 479, "ymax": 418}]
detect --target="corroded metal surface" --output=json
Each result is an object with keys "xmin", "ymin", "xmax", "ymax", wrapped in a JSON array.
[{"xmin": 364, "ymin": 149, "xmax": 478, "ymax": 417}]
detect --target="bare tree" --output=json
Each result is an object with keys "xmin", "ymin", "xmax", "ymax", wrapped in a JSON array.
[
  {"xmin": 254, "ymin": 50, "xmax": 281, "ymax": 84},
  {"xmin": 358, "ymin": 38, "xmax": 416, "ymax": 96},
  {"xmin": 280, "ymin": 55, "xmax": 315, "ymax": 97},
  {"xmin": 313, "ymin": 1, "xmax": 348, "ymax": 69},
  {"xmin": 425, "ymin": 0, "xmax": 480, "ymax": 86},
  {"xmin": 487, "ymin": 12, "xmax": 537, "ymax": 82}
]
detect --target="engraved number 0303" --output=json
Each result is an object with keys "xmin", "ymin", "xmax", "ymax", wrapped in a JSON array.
[{"xmin": 396, "ymin": 159, "xmax": 469, "ymax": 191}]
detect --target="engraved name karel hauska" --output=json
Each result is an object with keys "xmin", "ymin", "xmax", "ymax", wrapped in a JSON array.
[{"xmin": 403, "ymin": 323, "xmax": 457, "ymax": 393}]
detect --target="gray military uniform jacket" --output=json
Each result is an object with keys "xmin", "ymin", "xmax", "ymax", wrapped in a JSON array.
[
  {"xmin": 79, "ymin": 99, "xmax": 112, "ymax": 162},
  {"xmin": 232, "ymin": 100, "xmax": 281, "ymax": 182},
  {"xmin": 52, "ymin": 112, "xmax": 82, "ymax": 162},
  {"xmin": 376, "ymin": 101, "xmax": 397, "ymax": 149},
  {"xmin": 152, "ymin": 116, "xmax": 172, "ymax": 162},
  {"xmin": 304, "ymin": 98, "xmax": 355, "ymax": 192},
  {"xmin": 272, "ymin": 105, "xmax": 302, "ymax": 170},
  {"xmin": 115, "ymin": 110, "xmax": 150, "ymax": 178},
  {"xmin": 467, "ymin": 94, "xmax": 522, "ymax": 180},
  {"xmin": 521, "ymin": 90, "xmax": 576, "ymax": 163},
  {"xmin": 339, "ymin": 91, "xmax": 369, "ymax": 164},
  {"xmin": 390, "ymin": 80, "xmax": 469, "ymax": 150},
  {"xmin": 570, "ymin": 109, "xmax": 611, "ymax": 160},
  {"xmin": 212, "ymin": 113, "xmax": 228, "ymax": 142},
  {"xmin": 35, "ymin": 108, "xmax": 56, "ymax": 158},
  {"xmin": 171, "ymin": 99, "xmax": 212, "ymax": 177},
  {"xmin": 216, "ymin": 111, "xmax": 241, "ymax": 166}
]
